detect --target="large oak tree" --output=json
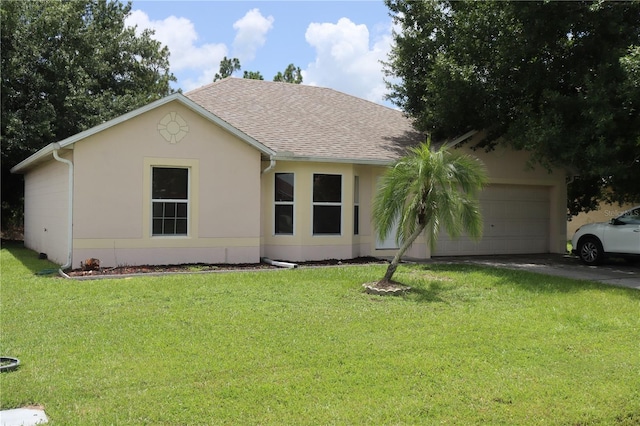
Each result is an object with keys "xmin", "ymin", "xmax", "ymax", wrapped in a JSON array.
[
  {"xmin": 384, "ymin": 0, "xmax": 640, "ymax": 214},
  {"xmin": 1, "ymin": 0, "xmax": 175, "ymax": 229}
]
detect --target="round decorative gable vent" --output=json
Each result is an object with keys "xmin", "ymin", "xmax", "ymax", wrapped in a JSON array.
[{"xmin": 158, "ymin": 112, "xmax": 189, "ymax": 144}]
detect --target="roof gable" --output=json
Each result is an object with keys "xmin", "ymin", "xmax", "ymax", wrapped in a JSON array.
[
  {"xmin": 12, "ymin": 80, "xmax": 425, "ymax": 173},
  {"xmin": 186, "ymin": 78, "xmax": 424, "ymax": 164},
  {"xmin": 11, "ymin": 93, "xmax": 275, "ymax": 173}
]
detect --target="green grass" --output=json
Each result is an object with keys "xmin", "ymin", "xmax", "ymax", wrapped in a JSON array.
[{"xmin": 1, "ymin": 242, "xmax": 639, "ymax": 425}]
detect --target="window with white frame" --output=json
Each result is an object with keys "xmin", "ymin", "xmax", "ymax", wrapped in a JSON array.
[
  {"xmin": 313, "ymin": 173, "xmax": 342, "ymax": 235},
  {"xmin": 275, "ymin": 173, "xmax": 294, "ymax": 234},
  {"xmin": 152, "ymin": 167, "xmax": 189, "ymax": 236},
  {"xmin": 354, "ymin": 176, "xmax": 359, "ymax": 235}
]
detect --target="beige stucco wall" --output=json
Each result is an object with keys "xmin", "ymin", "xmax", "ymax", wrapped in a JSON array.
[
  {"xmin": 70, "ymin": 101, "xmax": 262, "ymax": 268},
  {"xmin": 261, "ymin": 161, "xmax": 357, "ymax": 262},
  {"xmin": 23, "ymin": 155, "xmax": 71, "ymax": 265},
  {"xmin": 260, "ymin": 141, "xmax": 567, "ymax": 262},
  {"xmin": 260, "ymin": 161, "xmax": 428, "ymax": 262},
  {"xmin": 23, "ymin": 108, "xmax": 568, "ymax": 267},
  {"xmin": 462, "ymin": 144, "xmax": 568, "ymax": 255}
]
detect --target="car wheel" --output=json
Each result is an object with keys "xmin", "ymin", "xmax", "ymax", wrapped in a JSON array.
[{"xmin": 578, "ymin": 237, "xmax": 604, "ymax": 265}]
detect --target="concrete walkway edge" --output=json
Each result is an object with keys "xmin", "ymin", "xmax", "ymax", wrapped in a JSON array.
[{"xmin": 0, "ymin": 408, "xmax": 48, "ymax": 426}]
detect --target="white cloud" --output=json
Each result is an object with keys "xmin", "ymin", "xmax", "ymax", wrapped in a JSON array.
[
  {"xmin": 124, "ymin": 8, "xmax": 396, "ymax": 104},
  {"xmin": 232, "ymin": 9, "xmax": 274, "ymax": 63},
  {"xmin": 303, "ymin": 18, "xmax": 394, "ymax": 105},
  {"xmin": 125, "ymin": 10, "xmax": 227, "ymax": 91}
]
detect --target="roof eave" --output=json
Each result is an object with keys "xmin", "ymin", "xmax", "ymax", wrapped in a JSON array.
[
  {"xmin": 272, "ymin": 154, "xmax": 394, "ymax": 166},
  {"xmin": 10, "ymin": 144, "xmax": 58, "ymax": 174},
  {"xmin": 441, "ymin": 130, "xmax": 480, "ymax": 149}
]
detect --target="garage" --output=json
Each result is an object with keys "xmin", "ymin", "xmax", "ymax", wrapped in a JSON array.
[{"xmin": 433, "ymin": 184, "xmax": 550, "ymax": 256}]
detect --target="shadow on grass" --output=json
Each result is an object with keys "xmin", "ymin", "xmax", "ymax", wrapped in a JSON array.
[
  {"xmin": 404, "ymin": 263, "xmax": 640, "ymax": 300},
  {"xmin": 1, "ymin": 240, "xmax": 60, "ymax": 276},
  {"xmin": 407, "ymin": 281, "xmax": 454, "ymax": 304}
]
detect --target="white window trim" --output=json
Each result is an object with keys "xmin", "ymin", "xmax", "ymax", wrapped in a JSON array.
[
  {"xmin": 312, "ymin": 173, "xmax": 343, "ymax": 236},
  {"xmin": 274, "ymin": 172, "xmax": 295, "ymax": 236}
]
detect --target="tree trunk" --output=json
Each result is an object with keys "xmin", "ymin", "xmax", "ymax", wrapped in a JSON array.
[{"xmin": 379, "ymin": 223, "xmax": 426, "ymax": 283}]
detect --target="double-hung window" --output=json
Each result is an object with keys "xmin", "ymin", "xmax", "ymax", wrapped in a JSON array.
[
  {"xmin": 152, "ymin": 167, "xmax": 189, "ymax": 236},
  {"xmin": 313, "ymin": 174, "xmax": 342, "ymax": 235},
  {"xmin": 274, "ymin": 173, "xmax": 294, "ymax": 234}
]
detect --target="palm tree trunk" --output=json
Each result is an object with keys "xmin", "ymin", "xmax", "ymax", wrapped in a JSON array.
[{"xmin": 380, "ymin": 223, "xmax": 426, "ymax": 283}]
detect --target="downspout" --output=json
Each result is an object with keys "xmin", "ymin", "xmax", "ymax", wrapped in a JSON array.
[
  {"xmin": 52, "ymin": 143, "xmax": 73, "ymax": 272},
  {"xmin": 259, "ymin": 157, "xmax": 276, "ymax": 262},
  {"xmin": 261, "ymin": 157, "xmax": 276, "ymax": 174}
]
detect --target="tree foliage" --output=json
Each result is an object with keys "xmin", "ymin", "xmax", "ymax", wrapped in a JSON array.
[
  {"xmin": 384, "ymin": 0, "xmax": 640, "ymax": 214},
  {"xmin": 214, "ymin": 58, "xmax": 303, "ymax": 84},
  {"xmin": 1, "ymin": 0, "xmax": 175, "ymax": 228},
  {"xmin": 274, "ymin": 64, "xmax": 303, "ymax": 84},
  {"xmin": 243, "ymin": 70, "xmax": 264, "ymax": 80},
  {"xmin": 213, "ymin": 56, "xmax": 241, "ymax": 81},
  {"xmin": 373, "ymin": 140, "xmax": 487, "ymax": 283}
]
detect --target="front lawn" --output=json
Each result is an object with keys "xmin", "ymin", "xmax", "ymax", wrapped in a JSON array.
[{"xmin": 1, "ymin": 243, "xmax": 639, "ymax": 425}]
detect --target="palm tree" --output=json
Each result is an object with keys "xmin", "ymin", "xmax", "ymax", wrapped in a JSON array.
[{"xmin": 373, "ymin": 139, "xmax": 488, "ymax": 284}]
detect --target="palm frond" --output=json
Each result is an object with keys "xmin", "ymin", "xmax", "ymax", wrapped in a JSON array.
[{"xmin": 372, "ymin": 139, "xmax": 488, "ymax": 253}]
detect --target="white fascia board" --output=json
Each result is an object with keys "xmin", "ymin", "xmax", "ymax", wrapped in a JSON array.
[
  {"xmin": 270, "ymin": 131, "xmax": 482, "ymax": 166},
  {"xmin": 10, "ymin": 144, "xmax": 58, "ymax": 174},
  {"xmin": 11, "ymin": 93, "xmax": 276, "ymax": 173},
  {"xmin": 442, "ymin": 130, "xmax": 479, "ymax": 149},
  {"xmin": 272, "ymin": 155, "xmax": 393, "ymax": 166},
  {"xmin": 56, "ymin": 94, "xmax": 184, "ymax": 149}
]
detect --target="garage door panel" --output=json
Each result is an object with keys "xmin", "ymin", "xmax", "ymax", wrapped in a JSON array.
[
  {"xmin": 433, "ymin": 184, "xmax": 550, "ymax": 256},
  {"xmin": 522, "ymin": 201, "xmax": 548, "ymax": 217}
]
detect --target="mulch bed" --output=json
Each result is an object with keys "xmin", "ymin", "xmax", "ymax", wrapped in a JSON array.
[{"xmin": 66, "ymin": 256, "xmax": 387, "ymax": 277}]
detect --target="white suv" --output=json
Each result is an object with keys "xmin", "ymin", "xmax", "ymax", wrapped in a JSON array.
[{"xmin": 571, "ymin": 206, "xmax": 640, "ymax": 265}]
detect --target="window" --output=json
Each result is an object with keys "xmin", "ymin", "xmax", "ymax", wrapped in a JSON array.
[
  {"xmin": 313, "ymin": 174, "xmax": 342, "ymax": 235},
  {"xmin": 275, "ymin": 173, "xmax": 294, "ymax": 234},
  {"xmin": 152, "ymin": 167, "xmax": 188, "ymax": 235},
  {"xmin": 618, "ymin": 207, "xmax": 640, "ymax": 225},
  {"xmin": 354, "ymin": 176, "xmax": 359, "ymax": 235}
]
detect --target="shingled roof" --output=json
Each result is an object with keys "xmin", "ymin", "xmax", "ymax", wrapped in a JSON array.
[{"xmin": 186, "ymin": 78, "xmax": 424, "ymax": 164}]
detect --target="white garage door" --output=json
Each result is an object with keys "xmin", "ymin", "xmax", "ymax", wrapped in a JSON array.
[{"xmin": 433, "ymin": 184, "xmax": 550, "ymax": 256}]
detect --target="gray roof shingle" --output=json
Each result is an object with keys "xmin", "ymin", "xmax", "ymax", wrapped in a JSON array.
[{"xmin": 186, "ymin": 78, "xmax": 424, "ymax": 163}]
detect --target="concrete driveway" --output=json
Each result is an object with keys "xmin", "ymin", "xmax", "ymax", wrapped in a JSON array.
[{"xmin": 430, "ymin": 254, "xmax": 640, "ymax": 289}]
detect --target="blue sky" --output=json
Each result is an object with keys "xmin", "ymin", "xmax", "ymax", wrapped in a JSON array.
[{"xmin": 126, "ymin": 1, "xmax": 396, "ymax": 106}]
